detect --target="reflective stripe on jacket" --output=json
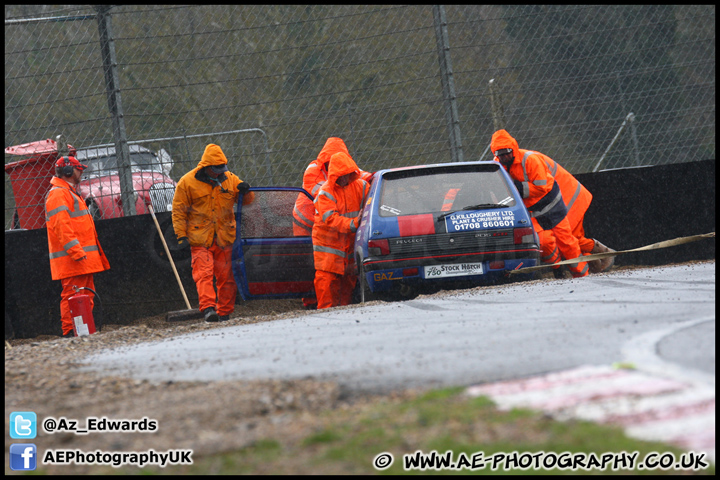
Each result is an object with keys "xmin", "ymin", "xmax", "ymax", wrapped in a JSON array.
[
  {"xmin": 45, "ymin": 176, "xmax": 110, "ymax": 281},
  {"xmin": 311, "ymin": 151, "xmax": 369, "ymax": 274},
  {"xmin": 172, "ymin": 144, "xmax": 255, "ymax": 248}
]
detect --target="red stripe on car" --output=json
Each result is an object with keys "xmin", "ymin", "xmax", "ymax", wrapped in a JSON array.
[{"xmin": 397, "ymin": 214, "xmax": 435, "ymax": 237}]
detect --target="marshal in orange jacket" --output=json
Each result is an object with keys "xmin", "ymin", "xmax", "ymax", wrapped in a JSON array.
[
  {"xmin": 491, "ymin": 129, "xmax": 588, "ymax": 277},
  {"xmin": 172, "ymin": 144, "xmax": 255, "ymax": 248},
  {"xmin": 45, "ymin": 176, "xmax": 110, "ymax": 280},
  {"xmin": 293, "ymin": 137, "xmax": 351, "ymax": 236},
  {"xmin": 311, "ymin": 151, "xmax": 370, "ymax": 275}
]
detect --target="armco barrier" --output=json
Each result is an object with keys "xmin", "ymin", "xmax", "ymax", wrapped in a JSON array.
[{"xmin": 4, "ymin": 160, "xmax": 715, "ymax": 339}]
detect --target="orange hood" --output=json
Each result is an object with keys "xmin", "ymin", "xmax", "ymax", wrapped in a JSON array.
[
  {"xmin": 317, "ymin": 137, "xmax": 350, "ymax": 167},
  {"xmin": 490, "ymin": 129, "xmax": 520, "ymax": 165},
  {"xmin": 198, "ymin": 144, "xmax": 228, "ymax": 169},
  {"xmin": 328, "ymin": 151, "xmax": 360, "ymax": 185}
]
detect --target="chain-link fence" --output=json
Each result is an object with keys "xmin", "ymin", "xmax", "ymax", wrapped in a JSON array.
[{"xmin": 5, "ymin": 5, "xmax": 715, "ymax": 230}]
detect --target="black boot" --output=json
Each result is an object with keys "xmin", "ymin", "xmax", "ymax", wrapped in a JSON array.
[
  {"xmin": 203, "ymin": 307, "xmax": 219, "ymax": 323},
  {"xmin": 553, "ymin": 265, "xmax": 569, "ymax": 279}
]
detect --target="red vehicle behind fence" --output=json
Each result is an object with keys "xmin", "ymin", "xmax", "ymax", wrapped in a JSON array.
[{"xmin": 5, "ymin": 138, "xmax": 176, "ymax": 230}]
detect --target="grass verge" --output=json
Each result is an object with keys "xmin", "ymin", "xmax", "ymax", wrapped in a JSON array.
[{"xmin": 126, "ymin": 387, "xmax": 714, "ymax": 475}]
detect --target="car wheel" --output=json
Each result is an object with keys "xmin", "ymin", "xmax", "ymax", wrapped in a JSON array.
[
  {"xmin": 372, "ymin": 281, "xmax": 418, "ymax": 302},
  {"xmin": 393, "ymin": 282, "xmax": 418, "ymax": 301}
]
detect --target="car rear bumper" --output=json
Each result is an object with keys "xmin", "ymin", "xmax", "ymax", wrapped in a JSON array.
[
  {"xmin": 363, "ymin": 246, "xmax": 539, "ymax": 271},
  {"xmin": 361, "ymin": 247, "xmax": 539, "ymax": 292}
]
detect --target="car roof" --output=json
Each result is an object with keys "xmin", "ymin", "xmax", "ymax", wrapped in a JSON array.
[
  {"xmin": 75, "ymin": 144, "xmax": 154, "ymax": 160},
  {"xmin": 376, "ymin": 160, "xmax": 499, "ymax": 176}
]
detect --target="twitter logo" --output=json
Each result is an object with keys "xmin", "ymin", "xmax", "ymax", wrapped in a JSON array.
[{"xmin": 10, "ymin": 412, "xmax": 37, "ymax": 439}]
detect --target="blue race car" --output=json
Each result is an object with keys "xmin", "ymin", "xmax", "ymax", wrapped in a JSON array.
[
  {"xmin": 232, "ymin": 162, "xmax": 539, "ymax": 303},
  {"xmin": 354, "ymin": 161, "xmax": 540, "ymax": 301}
]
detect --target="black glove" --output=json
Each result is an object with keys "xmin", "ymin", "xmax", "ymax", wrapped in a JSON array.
[
  {"xmin": 513, "ymin": 179, "xmax": 524, "ymax": 197},
  {"xmin": 237, "ymin": 181, "xmax": 251, "ymax": 194},
  {"xmin": 177, "ymin": 236, "xmax": 190, "ymax": 249}
]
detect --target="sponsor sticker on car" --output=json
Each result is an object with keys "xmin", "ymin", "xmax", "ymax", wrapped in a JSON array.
[
  {"xmin": 445, "ymin": 210, "xmax": 515, "ymax": 233},
  {"xmin": 424, "ymin": 262, "xmax": 484, "ymax": 278}
]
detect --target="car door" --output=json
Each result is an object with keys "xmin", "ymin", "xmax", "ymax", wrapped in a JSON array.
[{"xmin": 232, "ymin": 187, "xmax": 316, "ymax": 300}]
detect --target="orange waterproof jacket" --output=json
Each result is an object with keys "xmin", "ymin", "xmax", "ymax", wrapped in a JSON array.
[
  {"xmin": 45, "ymin": 176, "xmax": 110, "ymax": 280},
  {"xmin": 293, "ymin": 137, "xmax": 373, "ymax": 236},
  {"xmin": 172, "ymin": 144, "xmax": 255, "ymax": 248},
  {"xmin": 541, "ymin": 157, "xmax": 592, "ymax": 230},
  {"xmin": 491, "ymin": 130, "xmax": 568, "ymax": 230},
  {"xmin": 311, "ymin": 151, "xmax": 370, "ymax": 274},
  {"xmin": 293, "ymin": 138, "xmax": 350, "ymax": 236}
]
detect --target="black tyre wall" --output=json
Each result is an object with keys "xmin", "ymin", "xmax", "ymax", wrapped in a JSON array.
[
  {"xmin": 5, "ymin": 211, "xmax": 198, "ymax": 338},
  {"xmin": 575, "ymin": 159, "xmax": 715, "ymax": 266}
]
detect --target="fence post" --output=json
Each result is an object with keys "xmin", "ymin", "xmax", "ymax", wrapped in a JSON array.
[
  {"xmin": 489, "ymin": 78, "xmax": 506, "ymax": 132},
  {"xmin": 96, "ymin": 6, "xmax": 135, "ymax": 216},
  {"xmin": 433, "ymin": 5, "xmax": 463, "ymax": 163},
  {"xmin": 593, "ymin": 112, "xmax": 635, "ymax": 172}
]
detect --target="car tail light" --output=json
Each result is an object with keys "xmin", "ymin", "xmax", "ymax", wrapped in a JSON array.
[
  {"xmin": 403, "ymin": 267, "xmax": 418, "ymax": 276},
  {"xmin": 513, "ymin": 227, "xmax": 535, "ymax": 244},
  {"xmin": 368, "ymin": 239, "xmax": 390, "ymax": 256},
  {"xmin": 489, "ymin": 260, "xmax": 505, "ymax": 269}
]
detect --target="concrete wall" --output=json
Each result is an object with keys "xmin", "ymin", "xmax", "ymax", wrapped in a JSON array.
[{"xmin": 5, "ymin": 160, "xmax": 715, "ymax": 339}]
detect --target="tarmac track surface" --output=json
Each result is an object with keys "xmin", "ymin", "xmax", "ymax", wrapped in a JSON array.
[
  {"xmin": 81, "ymin": 261, "xmax": 716, "ymax": 461},
  {"xmin": 83, "ymin": 262, "xmax": 715, "ymax": 392}
]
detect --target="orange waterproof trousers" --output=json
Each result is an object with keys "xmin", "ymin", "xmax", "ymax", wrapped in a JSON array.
[
  {"xmin": 538, "ymin": 217, "xmax": 595, "ymax": 265},
  {"xmin": 571, "ymin": 219, "xmax": 596, "ymax": 254},
  {"xmin": 534, "ymin": 217, "xmax": 589, "ymax": 278},
  {"xmin": 60, "ymin": 273, "xmax": 96, "ymax": 336},
  {"xmin": 314, "ymin": 270, "xmax": 356, "ymax": 309},
  {"xmin": 191, "ymin": 240, "xmax": 237, "ymax": 316}
]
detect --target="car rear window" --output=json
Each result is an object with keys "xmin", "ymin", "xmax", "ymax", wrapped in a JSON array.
[{"xmin": 378, "ymin": 164, "xmax": 515, "ymax": 217}]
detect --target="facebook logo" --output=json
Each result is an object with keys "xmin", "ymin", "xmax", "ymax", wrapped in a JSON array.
[
  {"xmin": 10, "ymin": 411, "xmax": 37, "ymax": 439},
  {"xmin": 10, "ymin": 444, "xmax": 37, "ymax": 471}
]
